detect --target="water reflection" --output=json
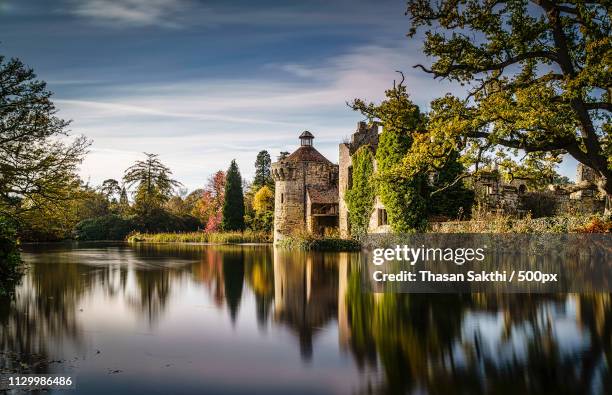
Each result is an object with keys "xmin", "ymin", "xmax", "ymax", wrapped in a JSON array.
[{"xmin": 0, "ymin": 243, "xmax": 609, "ymax": 394}]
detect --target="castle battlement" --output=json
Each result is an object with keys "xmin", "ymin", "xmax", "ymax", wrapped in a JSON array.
[{"xmin": 272, "ymin": 163, "xmax": 298, "ymax": 181}]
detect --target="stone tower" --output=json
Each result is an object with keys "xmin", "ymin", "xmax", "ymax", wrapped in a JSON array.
[{"xmin": 271, "ymin": 131, "xmax": 339, "ymax": 243}]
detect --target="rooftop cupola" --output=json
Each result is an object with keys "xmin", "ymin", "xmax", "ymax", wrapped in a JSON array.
[{"xmin": 299, "ymin": 130, "xmax": 314, "ymax": 147}]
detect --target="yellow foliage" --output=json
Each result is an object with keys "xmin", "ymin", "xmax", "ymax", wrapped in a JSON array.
[{"xmin": 253, "ymin": 185, "xmax": 274, "ymax": 214}]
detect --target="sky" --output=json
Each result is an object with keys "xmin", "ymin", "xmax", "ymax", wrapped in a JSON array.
[{"xmin": 0, "ymin": 0, "xmax": 577, "ymax": 191}]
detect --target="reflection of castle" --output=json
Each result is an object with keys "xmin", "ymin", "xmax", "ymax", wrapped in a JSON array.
[{"xmin": 272, "ymin": 249, "xmax": 347, "ymax": 360}]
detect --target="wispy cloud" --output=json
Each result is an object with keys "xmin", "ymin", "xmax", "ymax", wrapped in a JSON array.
[
  {"xmin": 67, "ymin": 0, "xmax": 191, "ymax": 27},
  {"xmin": 54, "ymin": 42, "xmax": 462, "ymax": 189},
  {"xmin": 61, "ymin": 0, "xmax": 405, "ymax": 30}
]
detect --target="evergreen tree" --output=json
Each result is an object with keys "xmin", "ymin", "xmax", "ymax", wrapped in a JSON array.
[
  {"xmin": 253, "ymin": 150, "xmax": 273, "ymax": 188},
  {"xmin": 118, "ymin": 187, "xmax": 130, "ymax": 215},
  {"xmin": 119, "ymin": 187, "xmax": 129, "ymax": 206},
  {"xmin": 221, "ymin": 160, "xmax": 245, "ymax": 231},
  {"xmin": 100, "ymin": 179, "xmax": 121, "ymax": 203}
]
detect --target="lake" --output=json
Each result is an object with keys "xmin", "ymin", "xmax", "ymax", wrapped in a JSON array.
[{"xmin": 1, "ymin": 242, "xmax": 610, "ymax": 394}]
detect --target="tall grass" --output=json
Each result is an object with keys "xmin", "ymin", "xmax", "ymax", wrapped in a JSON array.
[{"xmin": 127, "ymin": 230, "xmax": 271, "ymax": 244}]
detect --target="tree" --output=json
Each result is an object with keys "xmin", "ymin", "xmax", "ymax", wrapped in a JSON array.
[
  {"xmin": 495, "ymin": 151, "xmax": 571, "ymax": 189},
  {"xmin": 427, "ymin": 151, "xmax": 474, "ymax": 219},
  {"xmin": 18, "ymin": 182, "xmax": 109, "ymax": 241},
  {"xmin": 405, "ymin": 0, "xmax": 611, "ymax": 212},
  {"xmin": 119, "ymin": 186, "xmax": 129, "ymax": 209},
  {"xmin": 253, "ymin": 150, "xmax": 273, "ymax": 188},
  {"xmin": 0, "ymin": 216, "xmax": 20, "ymax": 294},
  {"xmin": 251, "ymin": 185, "xmax": 274, "ymax": 232},
  {"xmin": 221, "ymin": 160, "xmax": 245, "ymax": 231},
  {"xmin": 123, "ymin": 153, "xmax": 181, "ymax": 214},
  {"xmin": 253, "ymin": 185, "xmax": 274, "ymax": 214},
  {"xmin": 0, "ymin": 55, "xmax": 89, "ymax": 219},
  {"xmin": 193, "ymin": 171, "xmax": 225, "ymax": 231},
  {"xmin": 100, "ymin": 179, "xmax": 121, "ymax": 203}
]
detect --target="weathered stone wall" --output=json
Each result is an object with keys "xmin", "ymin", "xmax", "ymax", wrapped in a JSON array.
[
  {"xmin": 473, "ymin": 169, "xmax": 605, "ymax": 217},
  {"xmin": 273, "ymin": 159, "xmax": 338, "ymax": 242},
  {"xmin": 368, "ymin": 195, "xmax": 391, "ymax": 233},
  {"xmin": 305, "ymin": 162, "xmax": 337, "ymax": 188},
  {"xmin": 338, "ymin": 143, "xmax": 351, "ymax": 238},
  {"xmin": 349, "ymin": 122, "xmax": 379, "ymax": 154},
  {"xmin": 272, "ymin": 162, "xmax": 305, "ymax": 242},
  {"xmin": 473, "ymin": 172, "xmax": 528, "ymax": 215}
]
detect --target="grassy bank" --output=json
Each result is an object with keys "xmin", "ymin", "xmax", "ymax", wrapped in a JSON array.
[
  {"xmin": 429, "ymin": 214, "xmax": 611, "ymax": 233},
  {"xmin": 127, "ymin": 230, "xmax": 272, "ymax": 244},
  {"xmin": 276, "ymin": 233, "xmax": 361, "ymax": 251}
]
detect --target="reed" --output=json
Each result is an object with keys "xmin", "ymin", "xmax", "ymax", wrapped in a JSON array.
[{"xmin": 127, "ymin": 230, "xmax": 272, "ymax": 244}]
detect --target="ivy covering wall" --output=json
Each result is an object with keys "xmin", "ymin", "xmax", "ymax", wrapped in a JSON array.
[
  {"xmin": 344, "ymin": 146, "xmax": 375, "ymax": 237},
  {"xmin": 374, "ymin": 104, "xmax": 427, "ymax": 233}
]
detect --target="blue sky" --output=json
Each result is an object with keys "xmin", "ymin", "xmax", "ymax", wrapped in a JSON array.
[{"xmin": 0, "ymin": 0, "xmax": 577, "ymax": 191}]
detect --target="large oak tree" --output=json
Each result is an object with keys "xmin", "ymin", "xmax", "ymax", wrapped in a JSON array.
[
  {"xmin": 405, "ymin": 0, "xmax": 611, "ymax": 211},
  {"xmin": 0, "ymin": 56, "xmax": 89, "ymax": 218}
]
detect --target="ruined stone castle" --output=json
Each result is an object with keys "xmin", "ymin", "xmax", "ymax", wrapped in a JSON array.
[
  {"xmin": 272, "ymin": 123, "xmax": 605, "ymax": 242},
  {"xmin": 271, "ymin": 131, "xmax": 339, "ymax": 242}
]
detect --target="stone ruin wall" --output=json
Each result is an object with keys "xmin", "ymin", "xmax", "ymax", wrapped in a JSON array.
[
  {"xmin": 338, "ymin": 143, "xmax": 352, "ymax": 238},
  {"xmin": 339, "ymin": 122, "xmax": 390, "ymax": 237},
  {"xmin": 272, "ymin": 162, "xmax": 305, "ymax": 242},
  {"xmin": 473, "ymin": 164, "xmax": 605, "ymax": 217}
]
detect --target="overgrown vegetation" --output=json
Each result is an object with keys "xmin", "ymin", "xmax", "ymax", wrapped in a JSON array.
[
  {"xmin": 430, "ymin": 213, "xmax": 611, "ymax": 234},
  {"xmin": 351, "ymin": 82, "xmax": 474, "ymax": 232},
  {"xmin": 352, "ymin": 83, "xmax": 427, "ymax": 232},
  {"xmin": 276, "ymin": 232, "xmax": 361, "ymax": 251},
  {"xmin": 344, "ymin": 146, "xmax": 376, "ymax": 236}
]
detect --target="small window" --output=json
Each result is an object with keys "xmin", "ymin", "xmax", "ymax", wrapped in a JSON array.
[
  {"xmin": 377, "ymin": 209, "xmax": 388, "ymax": 226},
  {"xmin": 347, "ymin": 166, "xmax": 353, "ymax": 189},
  {"xmin": 281, "ymin": 193, "xmax": 284, "ymax": 203}
]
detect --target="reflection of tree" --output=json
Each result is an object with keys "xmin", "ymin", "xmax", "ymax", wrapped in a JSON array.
[
  {"xmin": 192, "ymin": 248, "xmax": 226, "ymax": 307},
  {"xmin": 223, "ymin": 250, "xmax": 245, "ymax": 324},
  {"xmin": 0, "ymin": 251, "xmax": 89, "ymax": 373},
  {"xmin": 189, "ymin": 245, "xmax": 274, "ymax": 328},
  {"xmin": 344, "ymin": 262, "xmax": 612, "ymax": 394},
  {"xmin": 244, "ymin": 249, "xmax": 274, "ymax": 330},
  {"xmin": 130, "ymin": 269, "xmax": 171, "ymax": 327},
  {"xmin": 346, "ymin": 267, "xmax": 468, "ymax": 393}
]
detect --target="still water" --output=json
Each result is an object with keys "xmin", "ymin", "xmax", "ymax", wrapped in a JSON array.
[{"xmin": 1, "ymin": 242, "xmax": 610, "ymax": 394}]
